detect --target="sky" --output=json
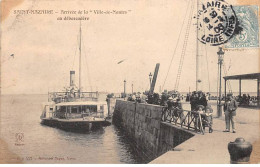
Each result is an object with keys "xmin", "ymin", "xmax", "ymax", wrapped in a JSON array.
[{"xmin": 1, "ymin": 0, "xmax": 259, "ymax": 94}]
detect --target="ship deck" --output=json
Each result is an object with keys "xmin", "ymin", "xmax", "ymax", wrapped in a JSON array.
[{"xmin": 42, "ymin": 117, "xmax": 106, "ymax": 122}]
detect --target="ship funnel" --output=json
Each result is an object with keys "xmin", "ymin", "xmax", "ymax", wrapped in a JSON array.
[{"xmin": 70, "ymin": 71, "xmax": 75, "ymax": 86}]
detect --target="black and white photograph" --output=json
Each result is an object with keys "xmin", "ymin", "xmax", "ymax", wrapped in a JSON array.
[{"xmin": 0, "ymin": 0, "xmax": 259, "ymax": 164}]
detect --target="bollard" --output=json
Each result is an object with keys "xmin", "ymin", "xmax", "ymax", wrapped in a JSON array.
[{"xmin": 228, "ymin": 137, "xmax": 253, "ymax": 164}]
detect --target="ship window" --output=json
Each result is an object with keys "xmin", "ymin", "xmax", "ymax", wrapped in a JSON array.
[
  {"xmin": 71, "ymin": 106, "xmax": 78, "ymax": 113},
  {"xmin": 56, "ymin": 106, "xmax": 61, "ymax": 112},
  {"xmin": 84, "ymin": 105, "xmax": 97, "ymax": 112},
  {"xmin": 82, "ymin": 106, "xmax": 86, "ymax": 112},
  {"xmin": 60, "ymin": 106, "xmax": 66, "ymax": 113},
  {"xmin": 78, "ymin": 106, "xmax": 83, "ymax": 113},
  {"xmin": 100, "ymin": 105, "xmax": 104, "ymax": 110}
]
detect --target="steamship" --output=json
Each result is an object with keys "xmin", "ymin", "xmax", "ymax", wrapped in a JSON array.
[{"xmin": 40, "ymin": 23, "xmax": 111, "ymax": 131}]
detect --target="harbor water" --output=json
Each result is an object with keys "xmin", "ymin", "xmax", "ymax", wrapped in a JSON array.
[
  {"xmin": 0, "ymin": 94, "xmax": 147, "ymax": 164},
  {"xmin": 1, "ymin": 94, "xmax": 259, "ymax": 164}
]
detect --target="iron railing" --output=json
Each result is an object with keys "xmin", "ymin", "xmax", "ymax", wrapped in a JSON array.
[{"xmin": 161, "ymin": 107, "xmax": 206, "ymax": 135}]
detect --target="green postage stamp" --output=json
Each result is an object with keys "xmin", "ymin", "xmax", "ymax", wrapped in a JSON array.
[{"xmin": 225, "ymin": 5, "xmax": 259, "ymax": 48}]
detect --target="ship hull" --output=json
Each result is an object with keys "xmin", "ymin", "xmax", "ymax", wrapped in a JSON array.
[{"xmin": 41, "ymin": 118, "xmax": 111, "ymax": 132}]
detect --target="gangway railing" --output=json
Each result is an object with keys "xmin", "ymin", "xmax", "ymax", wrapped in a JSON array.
[{"xmin": 161, "ymin": 107, "xmax": 206, "ymax": 135}]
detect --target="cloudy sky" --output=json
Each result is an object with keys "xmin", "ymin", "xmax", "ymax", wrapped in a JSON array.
[{"xmin": 1, "ymin": 0, "xmax": 259, "ymax": 94}]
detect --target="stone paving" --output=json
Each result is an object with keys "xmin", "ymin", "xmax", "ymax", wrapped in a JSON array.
[{"xmin": 150, "ymin": 101, "xmax": 260, "ymax": 164}]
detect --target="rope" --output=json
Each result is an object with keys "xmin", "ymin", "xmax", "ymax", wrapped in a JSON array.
[
  {"xmin": 162, "ymin": 0, "xmax": 191, "ymax": 90},
  {"xmin": 174, "ymin": 0, "xmax": 195, "ymax": 90}
]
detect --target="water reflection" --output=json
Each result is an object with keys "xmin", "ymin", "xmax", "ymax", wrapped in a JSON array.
[{"xmin": 1, "ymin": 95, "xmax": 148, "ymax": 164}]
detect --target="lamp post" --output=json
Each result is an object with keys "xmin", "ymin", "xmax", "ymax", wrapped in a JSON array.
[
  {"xmin": 217, "ymin": 47, "xmax": 225, "ymax": 117},
  {"xmin": 149, "ymin": 72, "xmax": 153, "ymax": 90},
  {"xmin": 124, "ymin": 80, "xmax": 126, "ymax": 100}
]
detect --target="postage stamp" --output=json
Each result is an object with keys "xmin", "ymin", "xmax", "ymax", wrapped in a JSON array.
[
  {"xmin": 225, "ymin": 5, "xmax": 259, "ymax": 48},
  {"xmin": 197, "ymin": 0, "xmax": 237, "ymax": 46}
]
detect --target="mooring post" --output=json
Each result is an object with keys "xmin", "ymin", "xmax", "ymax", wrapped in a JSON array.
[{"xmin": 228, "ymin": 137, "xmax": 253, "ymax": 164}]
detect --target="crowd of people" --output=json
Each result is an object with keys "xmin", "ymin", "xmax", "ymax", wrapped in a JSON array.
[
  {"xmin": 236, "ymin": 94, "xmax": 258, "ymax": 106},
  {"xmin": 125, "ymin": 90, "xmax": 214, "ymax": 133},
  {"xmin": 189, "ymin": 91, "xmax": 209, "ymax": 110},
  {"xmin": 188, "ymin": 91, "xmax": 213, "ymax": 133},
  {"xmin": 113, "ymin": 90, "xmax": 245, "ymax": 134}
]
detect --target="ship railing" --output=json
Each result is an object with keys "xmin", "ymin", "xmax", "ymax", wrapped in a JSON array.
[
  {"xmin": 67, "ymin": 97, "xmax": 98, "ymax": 102},
  {"xmin": 53, "ymin": 97, "xmax": 99, "ymax": 103},
  {"xmin": 64, "ymin": 111, "xmax": 104, "ymax": 119},
  {"xmin": 48, "ymin": 111, "xmax": 55, "ymax": 118},
  {"xmin": 48, "ymin": 91, "xmax": 99, "ymax": 103},
  {"xmin": 90, "ymin": 111, "xmax": 104, "ymax": 118},
  {"xmin": 78, "ymin": 112, "xmax": 104, "ymax": 119},
  {"xmin": 161, "ymin": 107, "xmax": 205, "ymax": 135},
  {"xmin": 40, "ymin": 109, "xmax": 54, "ymax": 119}
]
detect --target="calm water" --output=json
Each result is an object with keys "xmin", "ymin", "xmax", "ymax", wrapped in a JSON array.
[{"xmin": 0, "ymin": 94, "xmax": 146, "ymax": 164}]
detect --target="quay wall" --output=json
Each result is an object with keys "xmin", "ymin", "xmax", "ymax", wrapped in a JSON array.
[
  {"xmin": 158, "ymin": 122, "xmax": 194, "ymax": 154},
  {"xmin": 112, "ymin": 100, "xmax": 194, "ymax": 162}
]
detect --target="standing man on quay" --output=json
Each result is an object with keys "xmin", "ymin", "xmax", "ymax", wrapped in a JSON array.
[
  {"xmin": 190, "ymin": 91, "xmax": 198, "ymax": 111},
  {"xmin": 223, "ymin": 93, "xmax": 238, "ymax": 133}
]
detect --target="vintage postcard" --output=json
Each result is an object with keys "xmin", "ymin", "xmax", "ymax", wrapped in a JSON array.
[{"xmin": 0, "ymin": 0, "xmax": 259, "ymax": 164}]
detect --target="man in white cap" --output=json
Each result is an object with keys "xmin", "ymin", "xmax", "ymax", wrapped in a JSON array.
[{"xmin": 223, "ymin": 93, "xmax": 238, "ymax": 133}]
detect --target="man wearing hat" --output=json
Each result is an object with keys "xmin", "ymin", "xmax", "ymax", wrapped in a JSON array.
[
  {"xmin": 173, "ymin": 97, "xmax": 185, "ymax": 125},
  {"xmin": 190, "ymin": 91, "xmax": 199, "ymax": 111},
  {"xmin": 167, "ymin": 96, "xmax": 174, "ymax": 110},
  {"xmin": 223, "ymin": 93, "xmax": 238, "ymax": 133},
  {"xmin": 160, "ymin": 92, "xmax": 168, "ymax": 106},
  {"xmin": 197, "ymin": 91, "xmax": 207, "ymax": 108}
]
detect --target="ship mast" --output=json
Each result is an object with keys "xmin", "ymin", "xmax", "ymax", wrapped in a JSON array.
[
  {"xmin": 196, "ymin": 0, "xmax": 202, "ymax": 91},
  {"xmin": 79, "ymin": 21, "xmax": 82, "ymax": 97}
]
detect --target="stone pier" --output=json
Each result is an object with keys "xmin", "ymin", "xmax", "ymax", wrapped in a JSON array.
[
  {"xmin": 112, "ymin": 100, "xmax": 260, "ymax": 164},
  {"xmin": 150, "ymin": 103, "xmax": 260, "ymax": 164},
  {"xmin": 112, "ymin": 100, "xmax": 194, "ymax": 162}
]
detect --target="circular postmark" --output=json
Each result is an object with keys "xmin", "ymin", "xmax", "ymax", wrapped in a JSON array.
[{"xmin": 197, "ymin": 0, "xmax": 237, "ymax": 46}]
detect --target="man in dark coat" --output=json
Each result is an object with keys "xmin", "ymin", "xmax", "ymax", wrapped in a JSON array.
[
  {"xmin": 167, "ymin": 97, "xmax": 174, "ymax": 110},
  {"xmin": 197, "ymin": 91, "xmax": 207, "ymax": 107},
  {"xmin": 190, "ymin": 91, "xmax": 198, "ymax": 111},
  {"xmin": 223, "ymin": 93, "xmax": 238, "ymax": 133},
  {"xmin": 160, "ymin": 92, "xmax": 169, "ymax": 106}
]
